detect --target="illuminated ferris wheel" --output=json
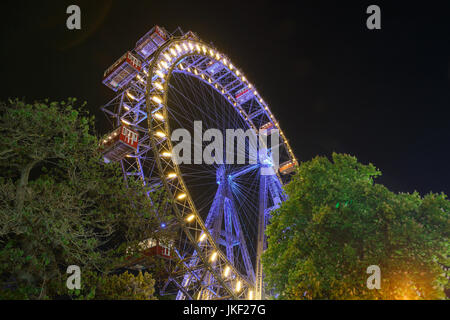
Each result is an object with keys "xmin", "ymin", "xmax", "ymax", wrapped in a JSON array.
[{"xmin": 100, "ymin": 26, "xmax": 297, "ymax": 300}]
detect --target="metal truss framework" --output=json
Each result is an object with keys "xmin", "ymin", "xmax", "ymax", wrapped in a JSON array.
[{"xmin": 100, "ymin": 28, "xmax": 297, "ymax": 300}]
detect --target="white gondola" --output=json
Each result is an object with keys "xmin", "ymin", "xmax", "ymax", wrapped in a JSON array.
[{"xmin": 135, "ymin": 25, "xmax": 169, "ymax": 59}]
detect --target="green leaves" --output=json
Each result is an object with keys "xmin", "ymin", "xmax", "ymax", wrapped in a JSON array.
[
  {"xmin": 263, "ymin": 153, "xmax": 449, "ymax": 300},
  {"xmin": 0, "ymin": 98, "xmax": 172, "ymax": 300},
  {"xmin": 79, "ymin": 271, "xmax": 156, "ymax": 300}
]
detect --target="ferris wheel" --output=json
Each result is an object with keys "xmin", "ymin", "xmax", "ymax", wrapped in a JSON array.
[{"xmin": 100, "ymin": 26, "xmax": 298, "ymax": 300}]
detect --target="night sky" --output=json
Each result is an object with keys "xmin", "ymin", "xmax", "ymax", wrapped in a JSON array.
[{"xmin": 1, "ymin": 0, "xmax": 449, "ymax": 196}]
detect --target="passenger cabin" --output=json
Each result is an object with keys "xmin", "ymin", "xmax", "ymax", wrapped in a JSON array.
[
  {"xmin": 206, "ymin": 60, "xmax": 222, "ymax": 75},
  {"xmin": 102, "ymin": 52, "xmax": 142, "ymax": 91},
  {"xmin": 135, "ymin": 25, "xmax": 169, "ymax": 59},
  {"xmin": 127, "ymin": 239, "xmax": 173, "ymax": 262},
  {"xmin": 235, "ymin": 87, "xmax": 254, "ymax": 104},
  {"xmin": 99, "ymin": 126, "xmax": 139, "ymax": 163},
  {"xmin": 141, "ymin": 239, "xmax": 173, "ymax": 259},
  {"xmin": 279, "ymin": 160, "xmax": 296, "ymax": 175}
]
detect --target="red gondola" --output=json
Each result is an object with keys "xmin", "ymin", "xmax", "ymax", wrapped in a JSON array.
[
  {"xmin": 99, "ymin": 126, "xmax": 139, "ymax": 163},
  {"xmin": 102, "ymin": 52, "xmax": 142, "ymax": 91}
]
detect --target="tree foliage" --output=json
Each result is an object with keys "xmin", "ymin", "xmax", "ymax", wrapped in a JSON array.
[
  {"xmin": 263, "ymin": 153, "xmax": 449, "ymax": 300},
  {"xmin": 0, "ymin": 99, "xmax": 173, "ymax": 299},
  {"xmin": 78, "ymin": 271, "xmax": 157, "ymax": 300}
]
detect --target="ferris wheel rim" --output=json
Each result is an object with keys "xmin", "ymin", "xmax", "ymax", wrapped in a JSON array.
[{"xmin": 144, "ymin": 36, "xmax": 296, "ymax": 299}]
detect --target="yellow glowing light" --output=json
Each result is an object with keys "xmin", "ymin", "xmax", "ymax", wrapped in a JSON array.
[
  {"xmin": 154, "ymin": 82, "xmax": 164, "ymax": 91},
  {"xmin": 127, "ymin": 92, "xmax": 136, "ymax": 100},
  {"xmin": 236, "ymin": 281, "xmax": 242, "ymax": 292},
  {"xmin": 188, "ymin": 42, "xmax": 194, "ymax": 50},
  {"xmin": 199, "ymin": 233, "xmax": 207, "ymax": 242},
  {"xmin": 164, "ymin": 53, "xmax": 171, "ymax": 62},
  {"xmin": 210, "ymin": 252, "xmax": 218, "ymax": 262},
  {"xmin": 223, "ymin": 266, "xmax": 230, "ymax": 277},
  {"xmin": 177, "ymin": 193, "xmax": 187, "ymax": 200},
  {"xmin": 154, "ymin": 113, "xmax": 164, "ymax": 121},
  {"xmin": 170, "ymin": 48, "xmax": 177, "ymax": 56},
  {"xmin": 186, "ymin": 214, "xmax": 195, "ymax": 222},
  {"xmin": 161, "ymin": 152, "xmax": 172, "ymax": 158},
  {"xmin": 152, "ymin": 96, "xmax": 163, "ymax": 104},
  {"xmin": 161, "ymin": 61, "xmax": 169, "ymax": 69},
  {"xmin": 175, "ymin": 44, "xmax": 182, "ymax": 53},
  {"xmin": 182, "ymin": 43, "xmax": 188, "ymax": 51},
  {"xmin": 167, "ymin": 173, "xmax": 177, "ymax": 179},
  {"xmin": 121, "ymin": 119, "xmax": 131, "ymax": 126},
  {"xmin": 155, "ymin": 131, "xmax": 166, "ymax": 138},
  {"xmin": 248, "ymin": 291, "xmax": 254, "ymax": 300}
]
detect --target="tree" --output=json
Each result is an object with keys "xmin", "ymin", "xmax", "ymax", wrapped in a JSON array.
[
  {"xmin": 0, "ymin": 99, "xmax": 173, "ymax": 299},
  {"xmin": 263, "ymin": 153, "xmax": 449, "ymax": 300},
  {"xmin": 80, "ymin": 271, "xmax": 157, "ymax": 300}
]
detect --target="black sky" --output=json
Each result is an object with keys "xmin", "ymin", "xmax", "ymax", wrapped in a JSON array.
[{"xmin": 1, "ymin": 0, "xmax": 449, "ymax": 195}]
